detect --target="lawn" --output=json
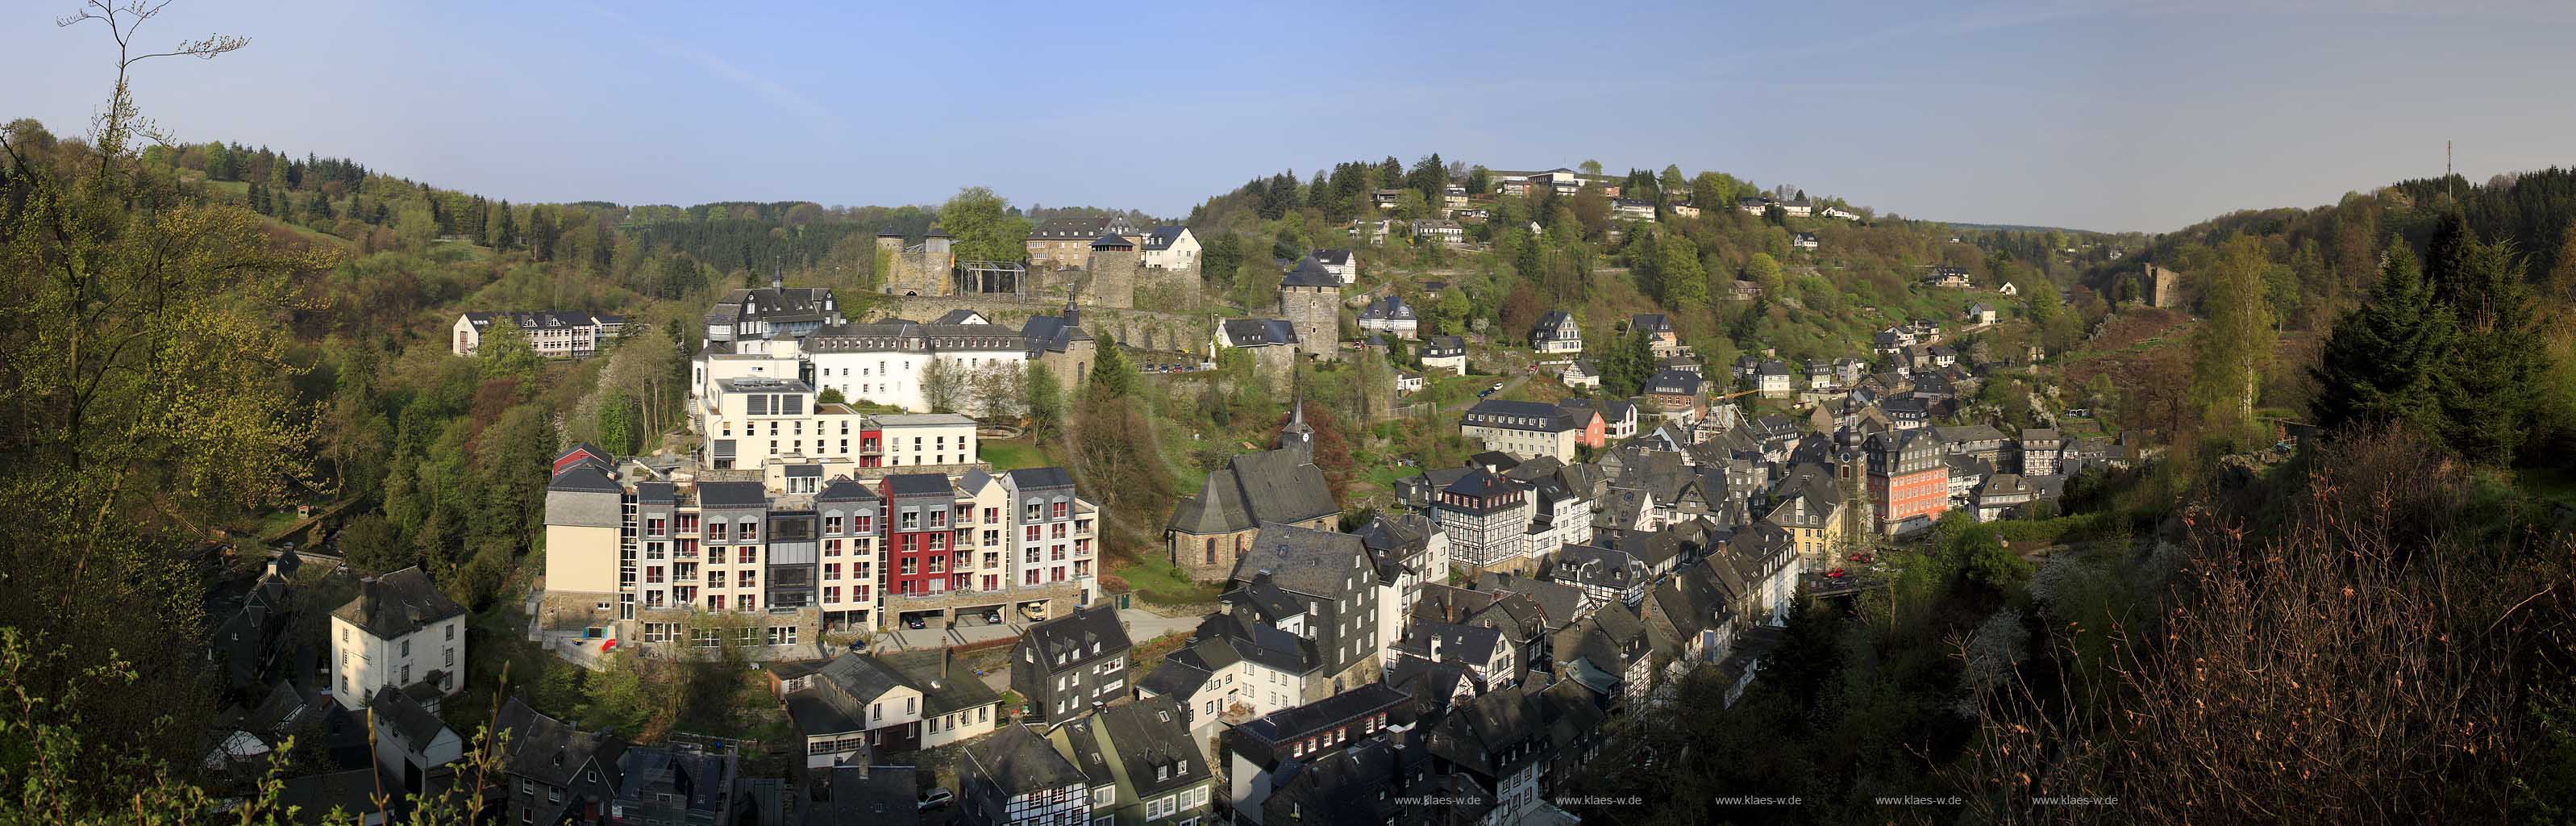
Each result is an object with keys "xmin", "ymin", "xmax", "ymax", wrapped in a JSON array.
[
  {"xmin": 1109, "ymin": 557, "xmax": 1222, "ymax": 607},
  {"xmin": 979, "ymin": 439, "xmax": 1052, "ymax": 471}
]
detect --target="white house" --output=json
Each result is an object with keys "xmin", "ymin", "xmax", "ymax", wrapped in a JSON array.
[
  {"xmin": 1140, "ymin": 224, "xmax": 1201, "ymax": 270},
  {"xmin": 1420, "ymin": 335, "xmax": 1469, "ymax": 375},
  {"xmin": 331, "ymin": 567, "xmax": 466, "ymax": 711},
  {"xmin": 1357, "ymin": 294, "xmax": 1420, "ymax": 340},
  {"xmin": 1821, "ymin": 206, "xmax": 1862, "ymax": 220},
  {"xmin": 1529, "ymin": 311, "xmax": 1583, "ymax": 355},
  {"xmin": 1559, "ymin": 360, "xmax": 1601, "ymax": 390},
  {"xmin": 366, "ymin": 686, "xmax": 463, "ymax": 790},
  {"xmin": 1305, "ymin": 248, "xmax": 1359, "ymax": 284},
  {"xmin": 1792, "ymin": 232, "xmax": 1819, "ymax": 251},
  {"xmin": 1966, "ymin": 302, "xmax": 1998, "ymax": 325}
]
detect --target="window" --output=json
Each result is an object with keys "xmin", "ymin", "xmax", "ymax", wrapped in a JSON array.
[
  {"xmin": 708, "ymin": 523, "xmax": 728, "ymax": 541},
  {"xmin": 740, "ymin": 522, "xmax": 758, "ymax": 541}
]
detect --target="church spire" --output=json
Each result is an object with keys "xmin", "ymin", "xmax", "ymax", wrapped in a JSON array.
[{"xmin": 1279, "ymin": 378, "xmax": 1314, "ymax": 463}]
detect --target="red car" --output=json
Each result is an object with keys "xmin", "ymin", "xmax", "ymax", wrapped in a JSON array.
[
  {"xmin": 1847, "ymin": 553, "xmax": 1874, "ymax": 564},
  {"xmin": 1824, "ymin": 568, "xmax": 1850, "ymax": 579}
]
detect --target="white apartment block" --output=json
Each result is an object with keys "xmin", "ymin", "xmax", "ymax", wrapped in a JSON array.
[{"xmin": 452, "ymin": 311, "xmax": 622, "ymax": 358}]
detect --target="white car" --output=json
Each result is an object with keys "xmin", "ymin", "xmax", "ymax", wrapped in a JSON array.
[{"xmin": 918, "ymin": 788, "xmax": 955, "ymax": 811}]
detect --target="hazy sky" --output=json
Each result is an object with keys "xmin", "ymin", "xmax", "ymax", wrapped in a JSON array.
[{"xmin": 7, "ymin": 0, "xmax": 2574, "ymax": 232}]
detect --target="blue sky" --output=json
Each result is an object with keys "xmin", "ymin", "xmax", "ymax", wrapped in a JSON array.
[{"xmin": 7, "ymin": 0, "xmax": 2574, "ymax": 232}]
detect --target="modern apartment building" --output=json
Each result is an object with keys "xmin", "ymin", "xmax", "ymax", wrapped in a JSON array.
[{"xmin": 540, "ymin": 448, "xmax": 1094, "ymax": 650}]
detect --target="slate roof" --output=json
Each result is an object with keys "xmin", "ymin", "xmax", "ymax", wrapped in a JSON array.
[
  {"xmin": 1021, "ymin": 306, "xmax": 1096, "ymax": 353},
  {"xmin": 1478, "ymin": 572, "xmax": 1585, "ymax": 630},
  {"xmin": 967, "ymin": 725, "xmax": 1088, "ymax": 795},
  {"xmin": 1393, "ymin": 622, "xmax": 1506, "ymax": 668},
  {"xmin": 1021, "ymin": 603, "xmax": 1131, "ymax": 674},
  {"xmin": 1231, "ymin": 683, "xmax": 1413, "ymax": 751},
  {"xmin": 696, "ymin": 481, "xmax": 768, "ymax": 507},
  {"xmin": 547, "ymin": 464, "xmax": 623, "ymax": 494},
  {"xmin": 1645, "ymin": 369, "xmax": 1704, "ymax": 395},
  {"xmin": 332, "ymin": 567, "xmax": 464, "ymax": 640},
  {"xmin": 815, "ymin": 477, "xmax": 880, "ymax": 503},
  {"xmin": 1358, "ymin": 294, "xmax": 1416, "ymax": 321},
  {"xmin": 883, "ymin": 473, "xmax": 953, "ymax": 498},
  {"xmin": 1167, "ymin": 448, "xmax": 1336, "ymax": 535},
  {"xmin": 1097, "ymin": 696, "xmax": 1207, "ymax": 799},
  {"xmin": 1221, "ymin": 318, "xmax": 1300, "ymax": 347},
  {"xmin": 1281, "ymin": 259, "xmax": 1342, "ymax": 287},
  {"xmin": 1462, "ymin": 398, "xmax": 1582, "ymax": 434},
  {"xmin": 1229, "ymin": 523, "xmax": 1368, "ymax": 595},
  {"xmin": 368, "ymin": 685, "xmax": 450, "ymax": 748},
  {"xmin": 497, "ymin": 696, "xmax": 627, "ymax": 791},
  {"xmin": 805, "ymin": 766, "xmax": 920, "ymax": 826},
  {"xmin": 1140, "ymin": 225, "xmax": 1192, "ymax": 252}
]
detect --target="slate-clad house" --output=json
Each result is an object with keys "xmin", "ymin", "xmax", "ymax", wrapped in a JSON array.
[
  {"xmin": 1221, "ymin": 523, "xmax": 1385, "ymax": 701},
  {"xmin": 1042, "ymin": 695, "xmax": 1216, "ymax": 826},
  {"xmin": 1012, "ymin": 603, "xmax": 1133, "ymax": 724},
  {"xmin": 497, "ymin": 697, "xmax": 628, "ymax": 825},
  {"xmin": 1222, "ymin": 683, "xmax": 1416, "ymax": 825}
]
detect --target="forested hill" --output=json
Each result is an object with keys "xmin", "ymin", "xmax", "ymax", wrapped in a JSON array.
[
  {"xmin": 1171, "ymin": 154, "xmax": 2148, "ymax": 373},
  {"xmin": 2087, "ymin": 167, "xmax": 2576, "ymax": 333}
]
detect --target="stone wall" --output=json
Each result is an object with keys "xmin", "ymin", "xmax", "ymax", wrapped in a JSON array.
[
  {"xmin": 1171, "ymin": 528, "xmax": 1256, "ymax": 583},
  {"xmin": 880, "ymin": 297, "xmax": 1214, "ymax": 357}
]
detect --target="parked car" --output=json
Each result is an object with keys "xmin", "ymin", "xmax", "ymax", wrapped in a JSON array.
[
  {"xmin": 905, "ymin": 616, "xmax": 926, "ymax": 630},
  {"xmin": 1847, "ymin": 553, "xmax": 1874, "ymax": 564},
  {"xmin": 986, "ymin": 610, "xmax": 1003, "ymax": 625},
  {"xmin": 918, "ymin": 788, "xmax": 955, "ymax": 811},
  {"xmin": 1824, "ymin": 568, "xmax": 1850, "ymax": 579},
  {"xmin": 1488, "ymin": 382, "xmax": 1505, "ymax": 392}
]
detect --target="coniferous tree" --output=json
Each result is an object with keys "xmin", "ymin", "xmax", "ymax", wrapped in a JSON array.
[
  {"xmin": 1087, "ymin": 342, "xmax": 1136, "ymax": 401},
  {"xmin": 2424, "ymin": 214, "xmax": 2544, "ymax": 463},
  {"xmin": 2310, "ymin": 245, "xmax": 2450, "ymax": 435}
]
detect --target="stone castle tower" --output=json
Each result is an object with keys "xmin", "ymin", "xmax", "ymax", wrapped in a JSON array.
[
  {"xmin": 1085, "ymin": 234, "xmax": 1138, "ymax": 310},
  {"xmin": 877, "ymin": 228, "xmax": 955, "ymax": 297},
  {"xmin": 1278, "ymin": 261, "xmax": 1341, "ymax": 360},
  {"xmin": 2141, "ymin": 262, "xmax": 2183, "ymax": 309}
]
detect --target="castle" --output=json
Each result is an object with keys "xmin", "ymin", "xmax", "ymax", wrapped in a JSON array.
[{"xmin": 876, "ymin": 227, "xmax": 1201, "ymax": 311}]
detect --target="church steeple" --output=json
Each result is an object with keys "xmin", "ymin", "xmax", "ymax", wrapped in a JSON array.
[{"xmin": 1279, "ymin": 382, "xmax": 1314, "ymax": 464}]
